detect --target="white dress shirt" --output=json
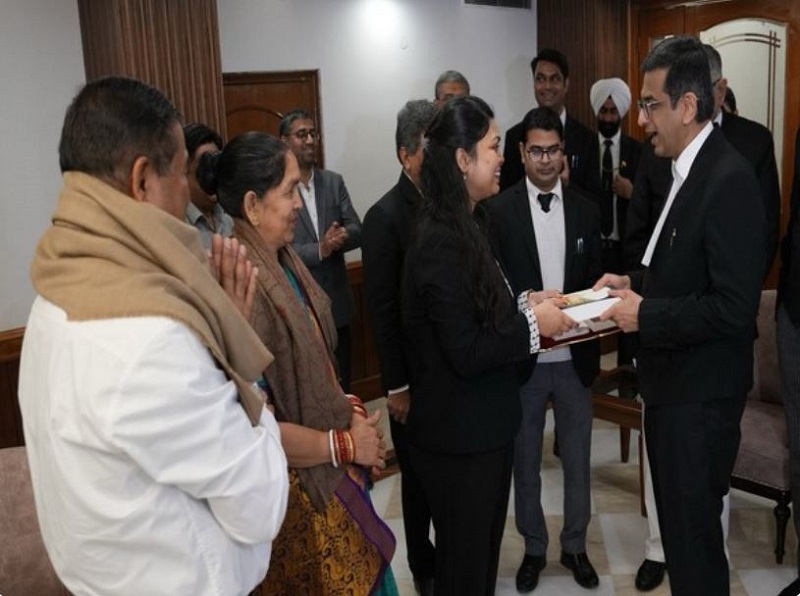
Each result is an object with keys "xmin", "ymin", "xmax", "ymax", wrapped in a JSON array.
[
  {"xmin": 19, "ymin": 296, "xmax": 289, "ymax": 596},
  {"xmin": 299, "ymin": 169, "xmax": 320, "ymax": 238},
  {"xmin": 526, "ymin": 177, "xmax": 570, "ymax": 363}
]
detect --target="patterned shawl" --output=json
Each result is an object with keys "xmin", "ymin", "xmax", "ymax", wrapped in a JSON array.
[{"xmin": 234, "ymin": 219, "xmax": 352, "ymax": 512}]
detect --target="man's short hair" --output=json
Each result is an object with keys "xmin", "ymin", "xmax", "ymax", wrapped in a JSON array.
[
  {"xmin": 521, "ymin": 107, "xmax": 564, "ymax": 141},
  {"xmin": 183, "ymin": 123, "xmax": 223, "ymax": 160},
  {"xmin": 642, "ymin": 36, "xmax": 714, "ymax": 123},
  {"xmin": 396, "ymin": 100, "xmax": 438, "ymax": 156},
  {"xmin": 434, "ymin": 70, "xmax": 471, "ymax": 100},
  {"xmin": 278, "ymin": 108, "xmax": 313, "ymax": 137},
  {"xmin": 59, "ymin": 76, "xmax": 181, "ymax": 182},
  {"xmin": 702, "ymin": 43, "xmax": 723, "ymax": 82},
  {"xmin": 530, "ymin": 48, "xmax": 570, "ymax": 79}
]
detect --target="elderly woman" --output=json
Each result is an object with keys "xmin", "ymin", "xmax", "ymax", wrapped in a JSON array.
[
  {"xmin": 197, "ymin": 132, "xmax": 396, "ymax": 595},
  {"xmin": 402, "ymin": 96, "xmax": 575, "ymax": 595}
]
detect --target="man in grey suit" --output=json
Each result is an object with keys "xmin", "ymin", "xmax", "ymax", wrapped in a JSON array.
[
  {"xmin": 488, "ymin": 107, "xmax": 602, "ymax": 593},
  {"xmin": 280, "ymin": 109, "xmax": 363, "ymax": 391}
]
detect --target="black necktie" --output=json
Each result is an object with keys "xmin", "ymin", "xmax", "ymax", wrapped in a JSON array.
[
  {"xmin": 538, "ymin": 192, "xmax": 554, "ymax": 213},
  {"xmin": 601, "ymin": 138, "xmax": 614, "ymax": 236}
]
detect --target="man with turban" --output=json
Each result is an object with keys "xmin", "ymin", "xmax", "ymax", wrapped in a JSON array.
[
  {"xmin": 590, "ymin": 77, "xmax": 641, "ymax": 274},
  {"xmin": 590, "ymin": 78, "xmax": 642, "ymax": 374}
]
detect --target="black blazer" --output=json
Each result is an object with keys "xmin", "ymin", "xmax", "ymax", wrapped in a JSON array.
[
  {"xmin": 613, "ymin": 134, "xmax": 643, "ymax": 242},
  {"xmin": 721, "ymin": 112, "xmax": 781, "ymax": 272},
  {"xmin": 631, "ymin": 128, "xmax": 766, "ymax": 406},
  {"xmin": 501, "ymin": 114, "xmax": 601, "ymax": 198},
  {"xmin": 402, "ymin": 216, "xmax": 531, "ymax": 454},
  {"xmin": 487, "ymin": 181, "xmax": 603, "ymax": 387},
  {"xmin": 778, "ymin": 127, "xmax": 800, "ymax": 325},
  {"xmin": 624, "ymin": 137, "xmax": 672, "ymax": 269},
  {"xmin": 362, "ymin": 173, "xmax": 419, "ymax": 393},
  {"xmin": 625, "ymin": 116, "xmax": 779, "ymax": 275}
]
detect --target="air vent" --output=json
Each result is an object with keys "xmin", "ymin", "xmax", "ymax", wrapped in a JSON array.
[{"xmin": 465, "ymin": 0, "xmax": 531, "ymax": 8}]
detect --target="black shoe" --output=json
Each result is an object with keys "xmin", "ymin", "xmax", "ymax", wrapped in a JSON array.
[
  {"xmin": 634, "ymin": 559, "xmax": 665, "ymax": 592},
  {"xmin": 778, "ymin": 577, "xmax": 800, "ymax": 596},
  {"xmin": 560, "ymin": 551, "xmax": 599, "ymax": 589},
  {"xmin": 516, "ymin": 554, "xmax": 546, "ymax": 593},
  {"xmin": 413, "ymin": 576, "xmax": 434, "ymax": 596}
]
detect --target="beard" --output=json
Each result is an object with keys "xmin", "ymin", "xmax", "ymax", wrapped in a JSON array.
[{"xmin": 598, "ymin": 119, "xmax": 621, "ymax": 139}]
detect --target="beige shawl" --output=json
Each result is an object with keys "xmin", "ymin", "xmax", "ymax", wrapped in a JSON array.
[{"xmin": 31, "ymin": 171, "xmax": 273, "ymax": 425}]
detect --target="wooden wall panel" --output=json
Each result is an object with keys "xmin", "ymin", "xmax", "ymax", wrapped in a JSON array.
[
  {"xmin": 537, "ymin": 0, "xmax": 631, "ymax": 133},
  {"xmin": 77, "ymin": 0, "xmax": 226, "ymax": 136},
  {"xmin": 347, "ymin": 263, "xmax": 383, "ymax": 403},
  {"xmin": 0, "ymin": 329, "xmax": 25, "ymax": 449}
]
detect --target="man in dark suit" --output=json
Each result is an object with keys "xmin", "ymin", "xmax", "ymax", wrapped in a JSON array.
[
  {"xmin": 281, "ymin": 109, "xmax": 362, "ymax": 392},
  {"xmin": 488, "ymin": 107, "xmax": 602, "ymax": 593},
  {"xmin": 599, "ymin": 36, "xmax": 765, "ymax": 595},
  {"xmin": 777, "ymin": 128, "xmax": 800, "ymax": 596},
  {"xmin": 362, "ymin": 99, "xmax": 438, "ymax": 596},
  {"xmin": 589, "ymin": 78, "xmax": 641, "ymax": 273},
  {"xmin": 704, "ymin": 43, "xmax": 780, "ymax": 273},
  {"xmin": 589, "ymin": 78, "xmax": 642, "ymax": 370},
  {"xmin": 624, "ymin": 44, "xmax": 782, "ymax": 592},
  {"xmin": 500, "ymin": 48, "xmax": 600, "ymax": 199}
]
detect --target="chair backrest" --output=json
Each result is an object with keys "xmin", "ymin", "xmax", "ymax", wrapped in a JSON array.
[
  {"xmin": 749, "ymin": 289, "xmax": 781, "ymax": 405},
  {"xmin": 0, "ymin": 446, "xmax": 69, "ymax": 595}
]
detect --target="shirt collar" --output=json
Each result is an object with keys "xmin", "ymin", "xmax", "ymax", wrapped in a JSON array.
[
  {"xmin": 185, "ymin": 201, "xmax": 203, "ymax": 225},
  {"xmin": 559, "ymin": 108, "xmax": 567, "ymax": 129},
  {"xmin": 598, "ymin": 129, "xmax": 622, "ymax": 145},
  {"xmin": 673, "ymin": 121, "xmax": 714, "ymax": 184},
  {"xmin": 713, "ymin": 110, "xmax": 723, "ymax": 128},
  {"xmin": 526, "ymin": 177, "xmax": 563, "ymax": 204}
]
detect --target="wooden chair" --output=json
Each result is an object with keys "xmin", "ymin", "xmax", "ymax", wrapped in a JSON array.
[
  {"xmin": 0, "ymin": 446, "xmax": 70, "ymax": 595},
  {"xmin": 730, "ymin": 289, "xmax": 792, "ymax": 563}
]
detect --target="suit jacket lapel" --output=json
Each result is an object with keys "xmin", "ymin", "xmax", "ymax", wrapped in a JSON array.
[
  {"xmin": 298, "ymin": 173, "xmax": 318, "ymax": 240},
  {"xmin": 562, "ymin": 188, "xmax": 579, "ymax": 285},
  {"xmin": 513, "ymin": 180, "xmax": 544, "ymax": 289},
  {"xmin": 656, "ymin": 129, "xmax": 722, "ymax": 253}
]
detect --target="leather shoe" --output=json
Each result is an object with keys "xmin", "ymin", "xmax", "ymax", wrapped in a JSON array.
[
  {"xmin": 413, "ymin": 576, "xmax": 434, "ymax": 596},
  {"xmin": 634, "ymin": 559, "xmax": 665, "ymax": 591},
  {"xmin": 516, "ymin": 554, "xmax": 546, "ymax": 593},
  {"xmin": 560, "ymin": 551, "xmax": 599, "ymax": 589}
]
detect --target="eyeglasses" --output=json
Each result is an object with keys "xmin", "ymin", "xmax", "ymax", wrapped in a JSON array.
[
  {"xmin": 290, "ymin": 128, "xmax": 319, "ymax": 142},
  {"xmin": 525, "ymin": 145, "xmax": 563, "ymax": 161},
  {"xmin": 636, "ymin": 98, "xmax": 662, "ymax": 120}
]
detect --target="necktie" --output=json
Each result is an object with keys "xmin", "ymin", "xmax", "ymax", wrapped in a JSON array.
[
  {"xmin": 538, "ymin": 192, "xmax": 554, "ymax": 213},
  {"xmin": 601, "ymin": 139, "xmax": 614, "ymax": 236}
]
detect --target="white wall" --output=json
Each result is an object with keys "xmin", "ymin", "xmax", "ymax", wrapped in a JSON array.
[
  {"xmin": 217, "ymin": 0, "xmax": 538, "ymax": 255},
  {"xmin": 0, "ymin": 0, "xmax": 85, "ymax": 329},
  {"xmin": 0, "ymin": 0, "xmax": 537, "ymax": 330}
]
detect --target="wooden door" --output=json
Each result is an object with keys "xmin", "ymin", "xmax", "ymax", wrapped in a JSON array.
[{"xmin": 222, "ymin": 70, "xmax": 324, "ymax": 168}]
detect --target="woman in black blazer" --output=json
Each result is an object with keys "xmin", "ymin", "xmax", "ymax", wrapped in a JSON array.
[{"xmin": 402, "ymin": 96, "xmax": 574, "ymax": 595}]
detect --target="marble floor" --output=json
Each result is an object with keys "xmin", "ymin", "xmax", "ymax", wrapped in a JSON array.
[{"xmin": 367, "ymin": 399, "xmax": 798, "ymax": 596}]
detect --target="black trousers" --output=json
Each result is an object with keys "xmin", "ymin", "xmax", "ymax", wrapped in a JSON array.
[
  {"xmin": 334, "ymin": 325, "xmax": 351, "ymax": 393},
  {"xmin": 390, "ymin": 417, "xmax": 435, "ymax": 580},
  {"xmin": 645, "ymin": 397, "xmax": 745, "ymax": 596},
  {"xmin": 410, "ymin": 443, "xmax": 513, "ymax": 596}
]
